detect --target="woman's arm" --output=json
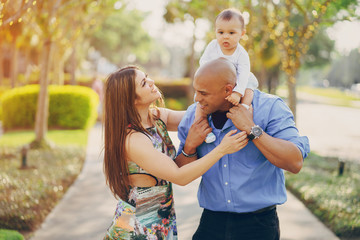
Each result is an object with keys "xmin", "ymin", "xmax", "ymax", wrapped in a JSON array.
[
  {"xmin": 158, "ymin": 108, "xmax": 186, "ymax": 131},
  {"xmin": 126, "ymin": 130, "xmax": 248, "ymax": 186}
]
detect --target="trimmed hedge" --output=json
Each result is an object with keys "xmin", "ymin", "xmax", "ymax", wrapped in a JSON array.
[
  {"xmin": 0, "ymin": 229, "xmax": 24, "ymax": 240},
  {"xmin": 1, "ymin": 85, "xmax": 99, "ymax": 131},
  {"xmin": 0, "ymin": 86, "xmax": 10, "ymax": 121},
  {"xmin": 156, "ymin": 82, "xmax": 190, "ymax": 99}
]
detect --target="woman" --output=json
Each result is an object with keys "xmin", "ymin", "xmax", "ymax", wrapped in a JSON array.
[{"xmin": 103, "ymin": 66, "xmax": 248, "ymax": 240}]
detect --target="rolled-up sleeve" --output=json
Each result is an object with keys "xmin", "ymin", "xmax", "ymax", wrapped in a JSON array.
[{"xmin": 266, "ymin": 98, "xmax": 310, "ymax": 159}]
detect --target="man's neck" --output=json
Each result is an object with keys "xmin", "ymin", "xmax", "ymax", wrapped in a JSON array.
[{"xmin": 211, "ymin": 110, "xmax": 229, "ymax": 129}]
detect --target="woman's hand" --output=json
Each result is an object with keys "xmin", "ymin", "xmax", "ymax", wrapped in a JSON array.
[{"xmin": 218, "ymin": 130, "xmax": 248, "ymax": 155}]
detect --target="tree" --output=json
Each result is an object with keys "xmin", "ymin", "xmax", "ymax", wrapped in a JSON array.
[
  {"xmin": 88, "ymin": 8, "xmax": 153, "ymax": 67},
  {"xmin": 31, "ymin": 0, "xmax": 62, "ymax": 148},
  {"xmin": 261, "ymin": 0, "xmax": 359, "ymax": 119},
  {"xmin": 303, "ymin": 27, "xmax": 335, "ymax": 69},
  {"xmin": 0, "ymin": 0, "xmax": 35, "ymax": 87},
  {"xmin": 163, "ymin": 0, "xmax": 359, "ymax": 120},
  {"xmin": 327, "ymin": 49, "xmax": 360, "ymax": 88},
  {"xmin": 164, "ymin": 0, "xmax": 233, "ymax": 103},
  {"xmin": 31, "ymin": 0, "xmax": 104, "ymax": 147}
]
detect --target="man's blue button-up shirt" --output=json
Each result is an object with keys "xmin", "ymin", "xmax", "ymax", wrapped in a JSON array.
[{"xmin": 177, "ymin": 90, "xmax": 310, "ymax": 213}]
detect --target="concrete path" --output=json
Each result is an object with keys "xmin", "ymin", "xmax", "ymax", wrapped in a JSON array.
[
  {"xmin": 31, "ymin": 122, "xmax": 117, "ymax": 240},
  {"xmin": 296, "ymin": 101, "xmax": 360, "ymax": 163},
  {"xmin": 31, "ymin": 117, "xmax": 340, "ymax": 240}
]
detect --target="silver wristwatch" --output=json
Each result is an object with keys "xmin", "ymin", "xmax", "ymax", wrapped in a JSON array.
[{"xmin": 248, "ymin": 125, "xmax": 263, "ymax": 141}]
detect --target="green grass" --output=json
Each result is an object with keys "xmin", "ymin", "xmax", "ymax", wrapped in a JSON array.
[
  {"xmin": 0, "ymin": 146, "xmax": 86, "ymax": 232},
  {"xmin": 0, "ymin": 129, "xmax": 88, "ymax": 235},
  {"xmin": 0, "ymin": 129, "xmax": 88, "ymax": 147},
  {"xmin": 277, "ymin": 85, "xmax": 360, "ymax": 108},
  {"xmin": 285, "ymin": 152, "xmax": 360, "ymax": 238},
  {"xmin": 0, "ymin": 229, "xmax": 24, "ymax": 240},
  {"xmin": 298, "ymin": 86, "xmax": 360, "ymax": 101}
]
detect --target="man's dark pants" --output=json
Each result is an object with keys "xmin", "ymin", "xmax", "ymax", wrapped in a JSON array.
[{"xmin": 192, "ymin": 207, "xmax": 280, "ymax": 240}]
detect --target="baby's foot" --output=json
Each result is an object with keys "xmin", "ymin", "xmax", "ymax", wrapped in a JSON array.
[{"xmin": 205, "ymin": 132, "xmax": 216, "ymax": 143}]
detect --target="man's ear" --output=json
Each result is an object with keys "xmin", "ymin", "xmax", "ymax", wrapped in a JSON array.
[{"xmin": 224, "ymin": 84, "xmax": 233, "ymax": 95}]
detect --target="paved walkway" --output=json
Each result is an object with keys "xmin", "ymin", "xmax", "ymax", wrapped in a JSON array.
[{"xmin": 31, "ymin": 121, "xmax": 339, "ymax": 240}]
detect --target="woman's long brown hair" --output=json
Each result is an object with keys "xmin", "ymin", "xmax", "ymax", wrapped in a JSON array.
[{"xmin": 103, "ymin": 66, "xmax": 162, "ymax": 200}]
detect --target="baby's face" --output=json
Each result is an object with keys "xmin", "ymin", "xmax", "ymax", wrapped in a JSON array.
[{"xmin": 215, "ymin": 17, "xmax": 245, "ymax": 55}]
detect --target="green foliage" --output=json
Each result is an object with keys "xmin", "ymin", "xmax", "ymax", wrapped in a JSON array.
[
  {"xmin": 156, "ymin": 80, "xmax": 191, "ymax": 110},
  {"xmin": 88, "ymin": 8, "xmax": 153, "ymax": 65},
  {"xmin": 0, "ymin": 87, "xmax": 10, "ymax": 121},
  {"xmin": 0, "ymin": 146, "xmax": 85, "ymax": 231},
  {"xmin": 0, "ymin": 129, "xmax": 88, "ymax": 147},
  {"xmin": 1, "ymin": 85, "xmax": 99, "ymax": 131},
  {"xmin": 164, "ymin": 98, "xmax": 188, "ymax": 111},
  {"xmin": 156, "ymin": 82, "xmax": 189, "ymax": 99},
  {"xmin": 303, "ymin": 27, "xmax": 335, "ymax": 68},
  {"xmin": 327, "ymin": 49, "xmax": 360, "ymax": 88},
  {"xmin": 0, "ymin": 229, "xmax": 24, "ymax": 240},
  {"xmin": 286, "ymin": 153, "xmax": 360, "ymax": 237}
]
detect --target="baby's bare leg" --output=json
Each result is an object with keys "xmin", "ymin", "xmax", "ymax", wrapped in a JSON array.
[
  {"xmin": 194, "ymin": 103, "xmax": 216, "ymax": 143},
  {"xmin": 194, "ymin": 103, "xmax": 207, "ymax": 122},
  {"xmin": 240, "ymin": 89, "xmax": 254, "ymax": 107}
]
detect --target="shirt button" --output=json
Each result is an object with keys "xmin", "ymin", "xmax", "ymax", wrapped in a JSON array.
[
  {"xmin": 227, "ymin": 200, "xmax": 231, "ymax": 203},
  {"xmin": 224, "ymin": 164, "xmax": 227, "ymax": 168},
  {"xmin": 225, "ymin": 182, "xmax": 228, "ymax": 185}
]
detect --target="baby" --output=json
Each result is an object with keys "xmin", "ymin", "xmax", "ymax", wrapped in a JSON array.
[{"xmin": 195, "ymin": 8, "xmax": 258, "ymax": 143}]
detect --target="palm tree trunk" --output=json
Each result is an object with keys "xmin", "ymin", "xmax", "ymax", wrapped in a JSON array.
[
  {"xmin": 187, "ymin": 25, "xmax": 196, "ymax": 105},
  {"xmin": 33, "ymin": 37, "xmax": 53, "ymax": 147},
  {"xmin": 10, "ymin": 41, "xmax": 19, "ymax": 88},
  {"xmin": 69, "ymin": 45, "xmax": 77, "ymax": 85},
  {"xmin": 287, "ymin": 74, "xmax": 297, "ymax": 121},
  {"xmin": 0, "ymin": 43, "xmax": 3, "ymax": 85}
]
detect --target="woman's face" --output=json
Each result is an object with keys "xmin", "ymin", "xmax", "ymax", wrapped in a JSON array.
[{"xmin": 134, "ymin": 70, "xmax": 161, "ymax": 106}]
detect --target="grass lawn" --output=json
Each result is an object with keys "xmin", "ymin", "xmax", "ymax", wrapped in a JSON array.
[
  {"xmin": 0, "ymin": 129, "xmax": 88, "ymax": 147},
  {"xmin": 285, "ymin": 152, "xmax": 360, "ymax": 238},
  {"xmin": 0, "ymin": 228, "xmax": 24, "ymax": 240},
  {"xmin": 277, "ymin": 86, "xmax": 360, "ymax": 108},
  {"xmin": 297, "ymin": 86, "xmax": 360, "ymax": 101},
  {"xmin": 0, "ymin": 129, "xmax": 88, "ymax": 238}
]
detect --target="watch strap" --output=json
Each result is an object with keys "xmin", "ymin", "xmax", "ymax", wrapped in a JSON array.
[{"xmin": 247, "ymin": 133, "xmax": 256, "ymax": 141}]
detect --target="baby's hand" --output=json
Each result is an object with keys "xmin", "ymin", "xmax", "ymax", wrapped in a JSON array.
[{"xmin": 225, "ymin": 92, "xmax": 241, "ymax": 106}]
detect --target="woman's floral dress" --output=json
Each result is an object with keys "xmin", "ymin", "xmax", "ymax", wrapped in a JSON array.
[{"xmin": 104, "ymin": 119, "xmax": 178, "ymax": 240}]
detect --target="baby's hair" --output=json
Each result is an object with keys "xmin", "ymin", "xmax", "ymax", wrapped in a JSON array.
[{"xmin": 216, "ymin": 8, "xmax": 245, "ymax": 30}]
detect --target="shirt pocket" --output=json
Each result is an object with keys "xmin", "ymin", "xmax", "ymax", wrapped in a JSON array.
[{"xmin": 240, "ymin": 143, "xmax": 264, "ymax": 168}]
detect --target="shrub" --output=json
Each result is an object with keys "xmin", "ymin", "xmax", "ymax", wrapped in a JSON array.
[
  {"xmin": 164, "ymin": 97, "xmax": 189, "ymax": 110},
  {"xmin": 0, "ymin": 229, "xmax": 24, "ymax": 240},
  {"xmin": 156, "ymin": 81, "xmax": 190, "ymax": 99},
  {"xmin": 1, "ymin": 85, "xmax": 99, "ymax": 131},
  {"xmin": 0, "ymin": 87, "xmax": 10, "ymax": 121}
]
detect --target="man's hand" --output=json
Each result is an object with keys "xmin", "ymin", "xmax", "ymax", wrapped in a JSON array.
[
  {"xmin": 226, "ymin": 104, "xmax": 254, "ymax": 134},
  {"xmin": 183, "ymin": 117, "xmax": 212, "ymax": 154}
]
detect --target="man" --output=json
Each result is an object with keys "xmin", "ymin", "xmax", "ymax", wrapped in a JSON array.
[{"xmin": 176, "ymin": 58, "xmax": 310, "ymax": 240}]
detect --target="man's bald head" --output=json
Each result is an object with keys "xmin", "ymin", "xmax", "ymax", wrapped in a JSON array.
[{"xmin": 194, "ymin": 58, "xmax": 237, "ymax": 87}]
